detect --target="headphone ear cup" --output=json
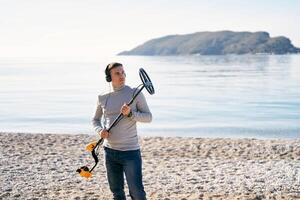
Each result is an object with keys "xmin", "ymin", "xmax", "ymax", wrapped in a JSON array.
[
  {"xmin": 105, "ymin": 64, "xmax": 112, "ymax": 82},
  {"xmin": 106, "ymin": 75, "xmax": 112, "ymax": 82}
]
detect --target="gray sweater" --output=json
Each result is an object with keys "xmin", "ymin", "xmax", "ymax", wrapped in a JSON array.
[{"xmin": 92, "ymin": 85, "xmax": 152, "ymax": 151}]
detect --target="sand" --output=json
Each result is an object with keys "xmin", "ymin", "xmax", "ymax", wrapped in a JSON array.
[{"xmin": 1, "ymin": 132, "xmax": 300, "ymax": 200}]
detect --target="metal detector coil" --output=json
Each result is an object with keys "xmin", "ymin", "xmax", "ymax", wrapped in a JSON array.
[{"xmin": 139, "ymin": 68, "xmax": 155, "ymax": 95}]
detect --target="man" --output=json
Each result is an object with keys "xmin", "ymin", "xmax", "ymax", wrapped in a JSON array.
[{"xmin": 92, "ymin": 62, "xmax": 152, "ymax": 200}]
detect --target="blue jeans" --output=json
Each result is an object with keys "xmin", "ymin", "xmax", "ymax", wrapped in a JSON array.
[{"xmin": 104, "ymin": 147, "xmax": 147, "ymax": 200}]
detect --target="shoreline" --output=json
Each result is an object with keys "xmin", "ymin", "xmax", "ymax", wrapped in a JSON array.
[
  {"xmin": 1, "ymin": 132, "xmax": 300, "ymax": 199},
  {"xmin": 1, "ymin": 130, "xmax": 299, "ymax": 141}
]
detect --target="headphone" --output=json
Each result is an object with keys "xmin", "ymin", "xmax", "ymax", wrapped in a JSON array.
[
  {"xmin": 105, "ymin": 64, "xmax": 112, "ymax": 82},
  {"xmin": 105, "ymin": 62, "xmax": 124, "ymax": 82}
]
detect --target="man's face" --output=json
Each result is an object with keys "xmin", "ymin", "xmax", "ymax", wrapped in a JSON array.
[{"xmin": 110, "ymin": 66, "xmax": 126, "ymax": 87}]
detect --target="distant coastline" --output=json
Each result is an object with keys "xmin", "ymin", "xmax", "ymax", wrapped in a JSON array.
[{"xmin": 119, "ymin": 31, "xmax": 300, "ymax": 56}]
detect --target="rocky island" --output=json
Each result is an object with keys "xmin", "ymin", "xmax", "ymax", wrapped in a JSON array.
[{"xmin": 119, "ymin": 31, "xmax": 300, "ymax": 56}]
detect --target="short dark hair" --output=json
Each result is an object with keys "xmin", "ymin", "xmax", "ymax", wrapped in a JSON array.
[{"xmin": 105, "ymin": 62, "xmax": 122, "ymax": 75}]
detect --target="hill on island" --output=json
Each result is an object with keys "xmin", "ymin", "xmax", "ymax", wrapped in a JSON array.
[{"xmin": 118, "ymin": 31, "xmax": 300, "ymax": 56}]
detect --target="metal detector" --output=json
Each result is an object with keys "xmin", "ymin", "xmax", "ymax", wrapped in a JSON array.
[{"xmin": 77, "ymin": 68, "xmax": 155, "ymax": 178}]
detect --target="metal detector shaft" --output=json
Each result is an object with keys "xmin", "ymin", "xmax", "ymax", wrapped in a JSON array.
[{"xmin": 89, "ymin": 85, "xmax": 146, "ymax": 172}]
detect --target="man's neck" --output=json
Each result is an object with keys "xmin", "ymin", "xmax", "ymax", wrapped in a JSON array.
[{"xmin": 112, "ymin": 84, "xmax": 125, "ymax": 92}]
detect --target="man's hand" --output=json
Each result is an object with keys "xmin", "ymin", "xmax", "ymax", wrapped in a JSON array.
[
  {"xmin": 121, "ymin": 102, "xmax": 131, "ymax": 116},
  {"xmin": 99, "ymin": 129, "xmax": 109, "ymax": 139}
]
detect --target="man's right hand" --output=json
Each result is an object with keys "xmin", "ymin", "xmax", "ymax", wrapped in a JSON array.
[{"xmin": 99, "ymin": 129, "xmax": 109, "ymax": 139}]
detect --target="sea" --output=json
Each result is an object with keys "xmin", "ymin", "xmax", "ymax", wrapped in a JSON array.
[{"xmin": 1, "ymin": 55, "xmax": 300, "ymax": 139}]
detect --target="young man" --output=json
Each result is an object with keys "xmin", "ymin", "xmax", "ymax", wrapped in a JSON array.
[{"xmin": 92, "ymin": 62, "xmax": 152, "ymax": 200}]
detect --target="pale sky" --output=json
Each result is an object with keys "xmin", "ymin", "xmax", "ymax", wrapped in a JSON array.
[{"xmin": 0, "ymin": 0, "xmax": 299, "ymax": 59}]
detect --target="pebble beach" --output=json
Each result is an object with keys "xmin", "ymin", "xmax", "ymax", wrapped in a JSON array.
[{"xmin": 1, "ymin": 132, "xmax": 300, "ymax": 200}]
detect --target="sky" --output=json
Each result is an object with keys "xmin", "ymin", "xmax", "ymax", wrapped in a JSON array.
[{"xmin": 0, "ymin": 0, "xmax": 299, "ymax": 59}]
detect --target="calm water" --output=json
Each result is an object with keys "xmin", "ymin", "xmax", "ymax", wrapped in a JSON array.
[{"xmin": 1, "ymin": 55, "xmax": 300, "ymax": 139}]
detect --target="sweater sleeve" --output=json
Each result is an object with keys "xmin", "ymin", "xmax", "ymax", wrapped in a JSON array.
[
  {"xmin": 92, "ymin": 96, "xmax": 103, "ymax": 133},
  {"xmin": 131, "ymin": 92, "xmax": 152, "ymax": 123}
]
